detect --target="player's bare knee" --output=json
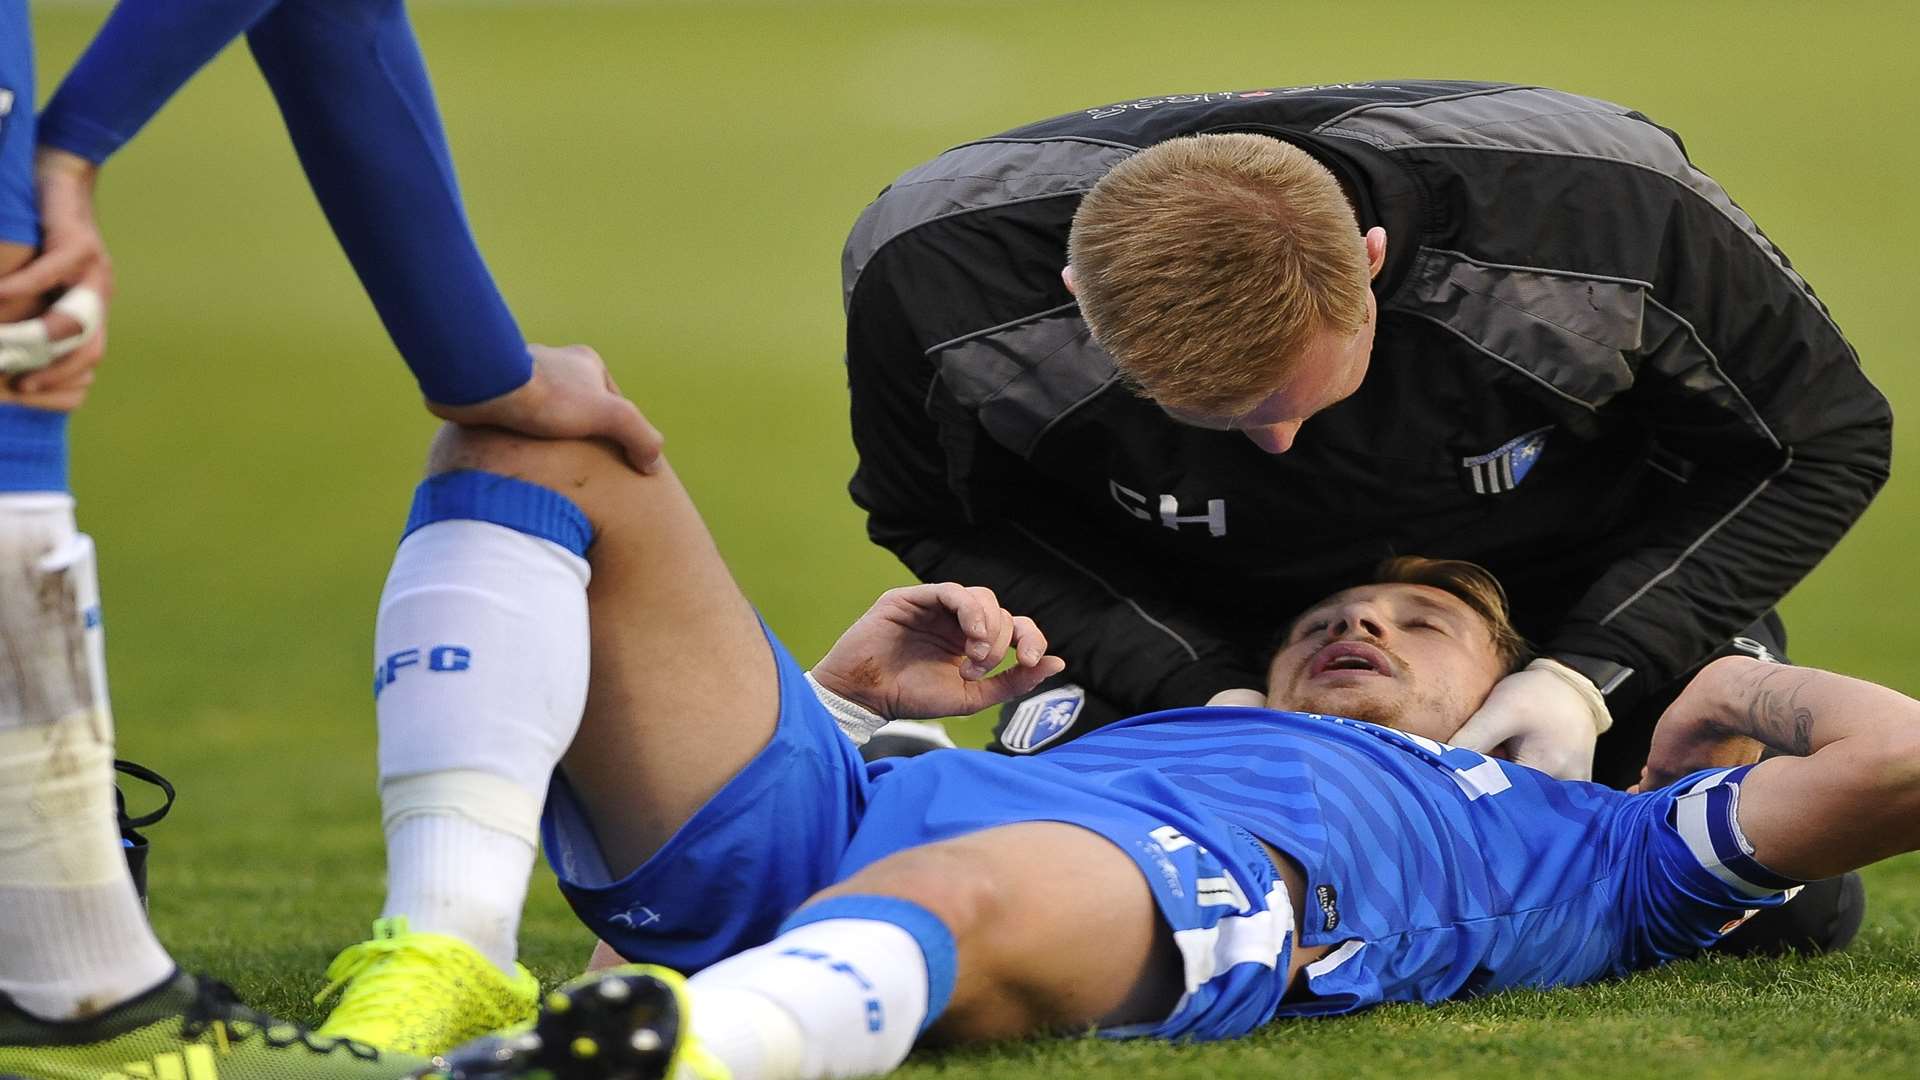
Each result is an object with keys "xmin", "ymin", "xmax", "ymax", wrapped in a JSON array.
[
  {"xmin": 425, "ymin": 423, "xmax": 630, "ymax": 500},
  {"xmin": 816, "ymin": 842, "xmax": 1001, "ymax": 941}
]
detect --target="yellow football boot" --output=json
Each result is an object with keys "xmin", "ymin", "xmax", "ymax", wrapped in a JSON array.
[
  {"xmin": 0, "ymin": 971, "xmax": 425, "ymax": 1080},
  {"xmin": 314, "ymin": 918, "xmax": 538, "ymax": 1057}
]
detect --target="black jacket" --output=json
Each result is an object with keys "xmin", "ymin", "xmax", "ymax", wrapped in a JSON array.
[{"xmin": 843, "ymin": 80, "xmax": 1891, "ymax": 728}]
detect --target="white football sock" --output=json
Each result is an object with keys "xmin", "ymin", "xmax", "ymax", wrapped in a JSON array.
[
  {"xmin": 0, "ymin": 495, "xmax": 173, "ymax": 1019},
  {"xmin": 373, "ymin": 514, "xmax": 590, "ymax": 972},
  {"xmin": 687, "ymin": 918, "xmax": 934, "ymax": 1080},
  {"xmin": 380, "ymin": 772, "xmax": 539, "ymax": 973}
]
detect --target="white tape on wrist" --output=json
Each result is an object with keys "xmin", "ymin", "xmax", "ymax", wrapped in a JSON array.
[
  {"xmin": 0, "ymin": 285, "xmax": 105, "ymax": 374},
  {"xmin": 1529, "ymin": 657, "xmax": 1614, "ymax": 735},
  {"xmin": 805, "ymin": 670, "xmax": 889, "ymax": 745}
]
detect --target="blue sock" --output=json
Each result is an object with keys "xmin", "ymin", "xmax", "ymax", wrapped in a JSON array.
[
  {"xmin": 0, "ymin": 404, "xmax": 70, "ymax": 494},
  {"xmin": 400, "ymin": 469, "xmax": 592, "ymax": 555}
]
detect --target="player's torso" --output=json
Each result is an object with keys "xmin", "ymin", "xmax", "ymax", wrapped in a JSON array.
[{"xmin": 1033, "ymin": 709, "xmax": 1637, "ymax": 1011}]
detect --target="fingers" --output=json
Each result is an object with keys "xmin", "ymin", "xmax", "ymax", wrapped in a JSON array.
[
  {"xmin": 0, "ymin": 248, "xmax": 83, "ymax": 304},
  {"xmin": 12, "ymin": 329, "xmax": 103, "ymax": 395},
  {"xmin": 1448, "ymin": 708, "xmax": 1519, "ymax": 754},
  {"xmin": 607, "ymin": 396, "xmax": 665, "ymax": 474},
  {"xmin": 928, "ymin": 583, "xmax": 1054, "ymax": 681},
  {"xmin": 976, "ymin": 652, "xmax": 1068, "ymax": 708},
  {"xmin": 0, "ymin": 368, "xmax": 94, "ymax": 412}
]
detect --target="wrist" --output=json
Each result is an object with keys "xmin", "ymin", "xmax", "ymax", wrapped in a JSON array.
[
  {"xmin": 428, "ymin": 366, "xmax": 539, "ymax": 420},
  {"xmin": 34, "ymin": 148, "xmax": 98, "ymax": 192},
  {"xmin": 1527, "ymin": 657, "xmax": 1614, "ymax": 735},
  {"xmin": 804, "ymin": 669, "xmax": 889, "ymax": 744}
]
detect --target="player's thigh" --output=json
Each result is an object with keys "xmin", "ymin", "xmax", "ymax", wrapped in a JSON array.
[
  {"xmin": 427, "ymin": 425, "xmax": 776, "ymax": 869},
  {"xmin": 814, "ymin": 821, "xmax": 1180, "ymax": 1042}
]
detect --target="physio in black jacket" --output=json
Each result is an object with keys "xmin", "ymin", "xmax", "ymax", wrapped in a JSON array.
[{"xmin": 843, "ymin": 81, "xmax": 1889, "ymax": 795}]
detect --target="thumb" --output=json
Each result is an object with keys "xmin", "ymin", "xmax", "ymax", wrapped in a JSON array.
[
  {"xmin": 603, "ymin": 397, "xmax": 664, "ymax": 474},
  {"xmin": 1449, "ymin": 702, "xmax": 1521, "ymax": 753},
  {"xmin": 978, "ymin": 655, "xmax": 1067, "ymax": 708}
]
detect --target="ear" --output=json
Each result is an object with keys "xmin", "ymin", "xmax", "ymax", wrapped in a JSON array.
[
  {"xmin": 1364, "ymin": 227, "xmax": 1388, "ymax": 278},
  {"xmin": 1060, "ymin": 265, "xmax": 1078, "ymax": 295}
]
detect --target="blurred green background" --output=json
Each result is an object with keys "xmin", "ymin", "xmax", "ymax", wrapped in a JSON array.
[{"xmin": 20, "ymin": 1, "xmax": 1920, "ymax": 1072}]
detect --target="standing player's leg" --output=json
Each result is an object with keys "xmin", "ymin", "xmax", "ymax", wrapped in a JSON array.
[
  {"xmin": 0, "ymin": 334, "xmax": 175, "ymax": 1025},
  {"xmin": 319, "ymin": 427, "xmax": 785, "ymax": 1054},
  {"xmin": 0, "ymin": 7, "xmax": 175, "ymax": 1022}
]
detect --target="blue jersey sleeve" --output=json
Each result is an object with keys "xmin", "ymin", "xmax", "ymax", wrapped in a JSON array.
[
  {"xmin": 36, "ymin": 0, "xmax": 531, "ymax": 404},
  {"xmin": 0, "ymin": 0, "xmax": 36, "ymax": 246}
]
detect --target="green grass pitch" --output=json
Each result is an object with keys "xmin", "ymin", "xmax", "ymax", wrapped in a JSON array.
[{"xmin": 25, "ymin": 2, "xmax": 1920, "ymax": 1077}]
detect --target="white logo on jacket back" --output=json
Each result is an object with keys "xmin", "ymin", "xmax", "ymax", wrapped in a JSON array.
[{"xmin": 1110, "ymin": 480, "xmax": 1227, "ymax": 536}]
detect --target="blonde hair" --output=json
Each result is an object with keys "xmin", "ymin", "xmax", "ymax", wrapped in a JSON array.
[{"xmin": 1068, "ymin": 133, "xmax": 1372, "ymax": 415}]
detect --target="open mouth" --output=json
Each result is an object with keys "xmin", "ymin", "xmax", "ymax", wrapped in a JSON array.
[{"xmin": 1308, "ymin": 641, "xmax": 1393, "ymax": 678}]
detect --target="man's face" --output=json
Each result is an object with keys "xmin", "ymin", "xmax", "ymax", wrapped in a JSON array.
[
  {"xmin": 1265, "ymin": 582, "xmax": 1507, "ymax": 742},
  {"xmin": 1159, "ymin": 287, "xmax": 1378, "ymax": 454}
]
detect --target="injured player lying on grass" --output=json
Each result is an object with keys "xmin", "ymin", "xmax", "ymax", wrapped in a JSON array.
[{"xmin": 384, "ymin": 427, "xmax": 1920, "ymax": 1080}]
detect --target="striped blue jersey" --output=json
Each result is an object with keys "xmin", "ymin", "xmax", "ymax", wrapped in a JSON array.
[{"xmin": 1034, "ymin": 706, "xmax": 1799, "ymax": 1013}]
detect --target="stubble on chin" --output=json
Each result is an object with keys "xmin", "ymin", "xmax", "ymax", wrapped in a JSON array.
[{"xmin": 1279, "ymin": 682, "xmax": 1405, "ymax": 728}]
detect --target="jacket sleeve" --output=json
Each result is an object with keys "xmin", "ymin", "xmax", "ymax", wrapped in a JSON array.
[
  {"xmin": 1544, "ymin": 158, "xmax": 1892, "ymax": 716},
  {"xmin": 845, "ymin": 272, "xmax": 1263, "ymax": 713}
]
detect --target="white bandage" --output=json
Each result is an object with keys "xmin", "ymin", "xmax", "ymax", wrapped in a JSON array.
[
  {"xmin": 0, "ymin": 286, "xmax": 106, "ymax": 375},
  {"xmin": 805, "ymin": 671, "xmax": 889, "ymax": 745},
  {"xmin": 1528, "ymin": 657, "xmax": 1614, "ymax": 735}
]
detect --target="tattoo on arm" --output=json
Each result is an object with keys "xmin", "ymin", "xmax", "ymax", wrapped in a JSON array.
[{"xmin": 1740, "ymin": 666, "xmax": 1818, "ymax": 756}]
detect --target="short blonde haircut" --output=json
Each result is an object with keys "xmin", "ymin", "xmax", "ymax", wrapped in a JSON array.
[{"xmin": 1068, "ymin": 133, "xmax": 1372, "ymax": 415}]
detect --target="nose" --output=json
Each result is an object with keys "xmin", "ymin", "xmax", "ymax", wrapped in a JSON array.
[
  {"xmin": 1327, "ymin": 602, "xmax": 1386, "ymax": 641},
  {"xmin": 1243, "ymin": 420, "xmax": 1303, "ymax": 454}
]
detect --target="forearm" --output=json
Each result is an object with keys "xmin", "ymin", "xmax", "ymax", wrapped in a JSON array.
[
  {"xmin": 1703, "ymin": 658, "xmax": 1920, "ymax": 877},
  {"xmin": 246, "ymin": 0, "xmax": 529, "ymax": 404},
  {"xmin": 1703, "ymin": 658, "xmax": 1920, "ymax": 759},
  {"xmin": 37, "ymin": 0, "xmax": 280, "ymax": 163}
]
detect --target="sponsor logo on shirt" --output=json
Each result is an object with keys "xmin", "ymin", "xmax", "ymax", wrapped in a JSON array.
[
  {"xmin": 1460, "ymin": 426, "xmax": 1553, "ymax": 495},
  {"xmin": 1001, "ymin": 685, "xmax": 1086, "ymax": 753}
]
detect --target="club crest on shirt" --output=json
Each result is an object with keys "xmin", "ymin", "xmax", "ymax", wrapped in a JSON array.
[
  {"xmin": 1460, "ymin": 426, "xmax": 1553, "ymax": 495},
  {"xmin": 1001, "ymin": 685, "xmax": 1086, "ymax": 753}
]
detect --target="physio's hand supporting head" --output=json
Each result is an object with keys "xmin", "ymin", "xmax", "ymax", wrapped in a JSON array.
[
  {"xmin": 813, "ymin": 582, "xmax": 1066, "ymax": 722},
  {"xmin": 426, "ymin": 343, "xmax": 665, "ymax": 474},
  {"xmin": 1449, "ymin": 661, "xmax": 1609, "ymax": 781}
]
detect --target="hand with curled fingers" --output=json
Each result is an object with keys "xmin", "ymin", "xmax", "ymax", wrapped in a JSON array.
[
  {"xmin": 0, "ymin": 149, "xmax": 111, "ymax": 412},
  {"xmin": 811, "ymin": 582, "xmax": 1067, "ymax": 722},
  {"xmin": 427, "ymin": 343, "xmax": 664, "ymax": 474}
]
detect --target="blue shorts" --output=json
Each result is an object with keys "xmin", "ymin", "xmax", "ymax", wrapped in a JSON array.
[
  {"xmin": 0, "ymin": 2, "xmax": 36, "ymax": 247},
  {"xmin": 543, "ymin": 622, "xmax": 1296, "ymax": 1042}
]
